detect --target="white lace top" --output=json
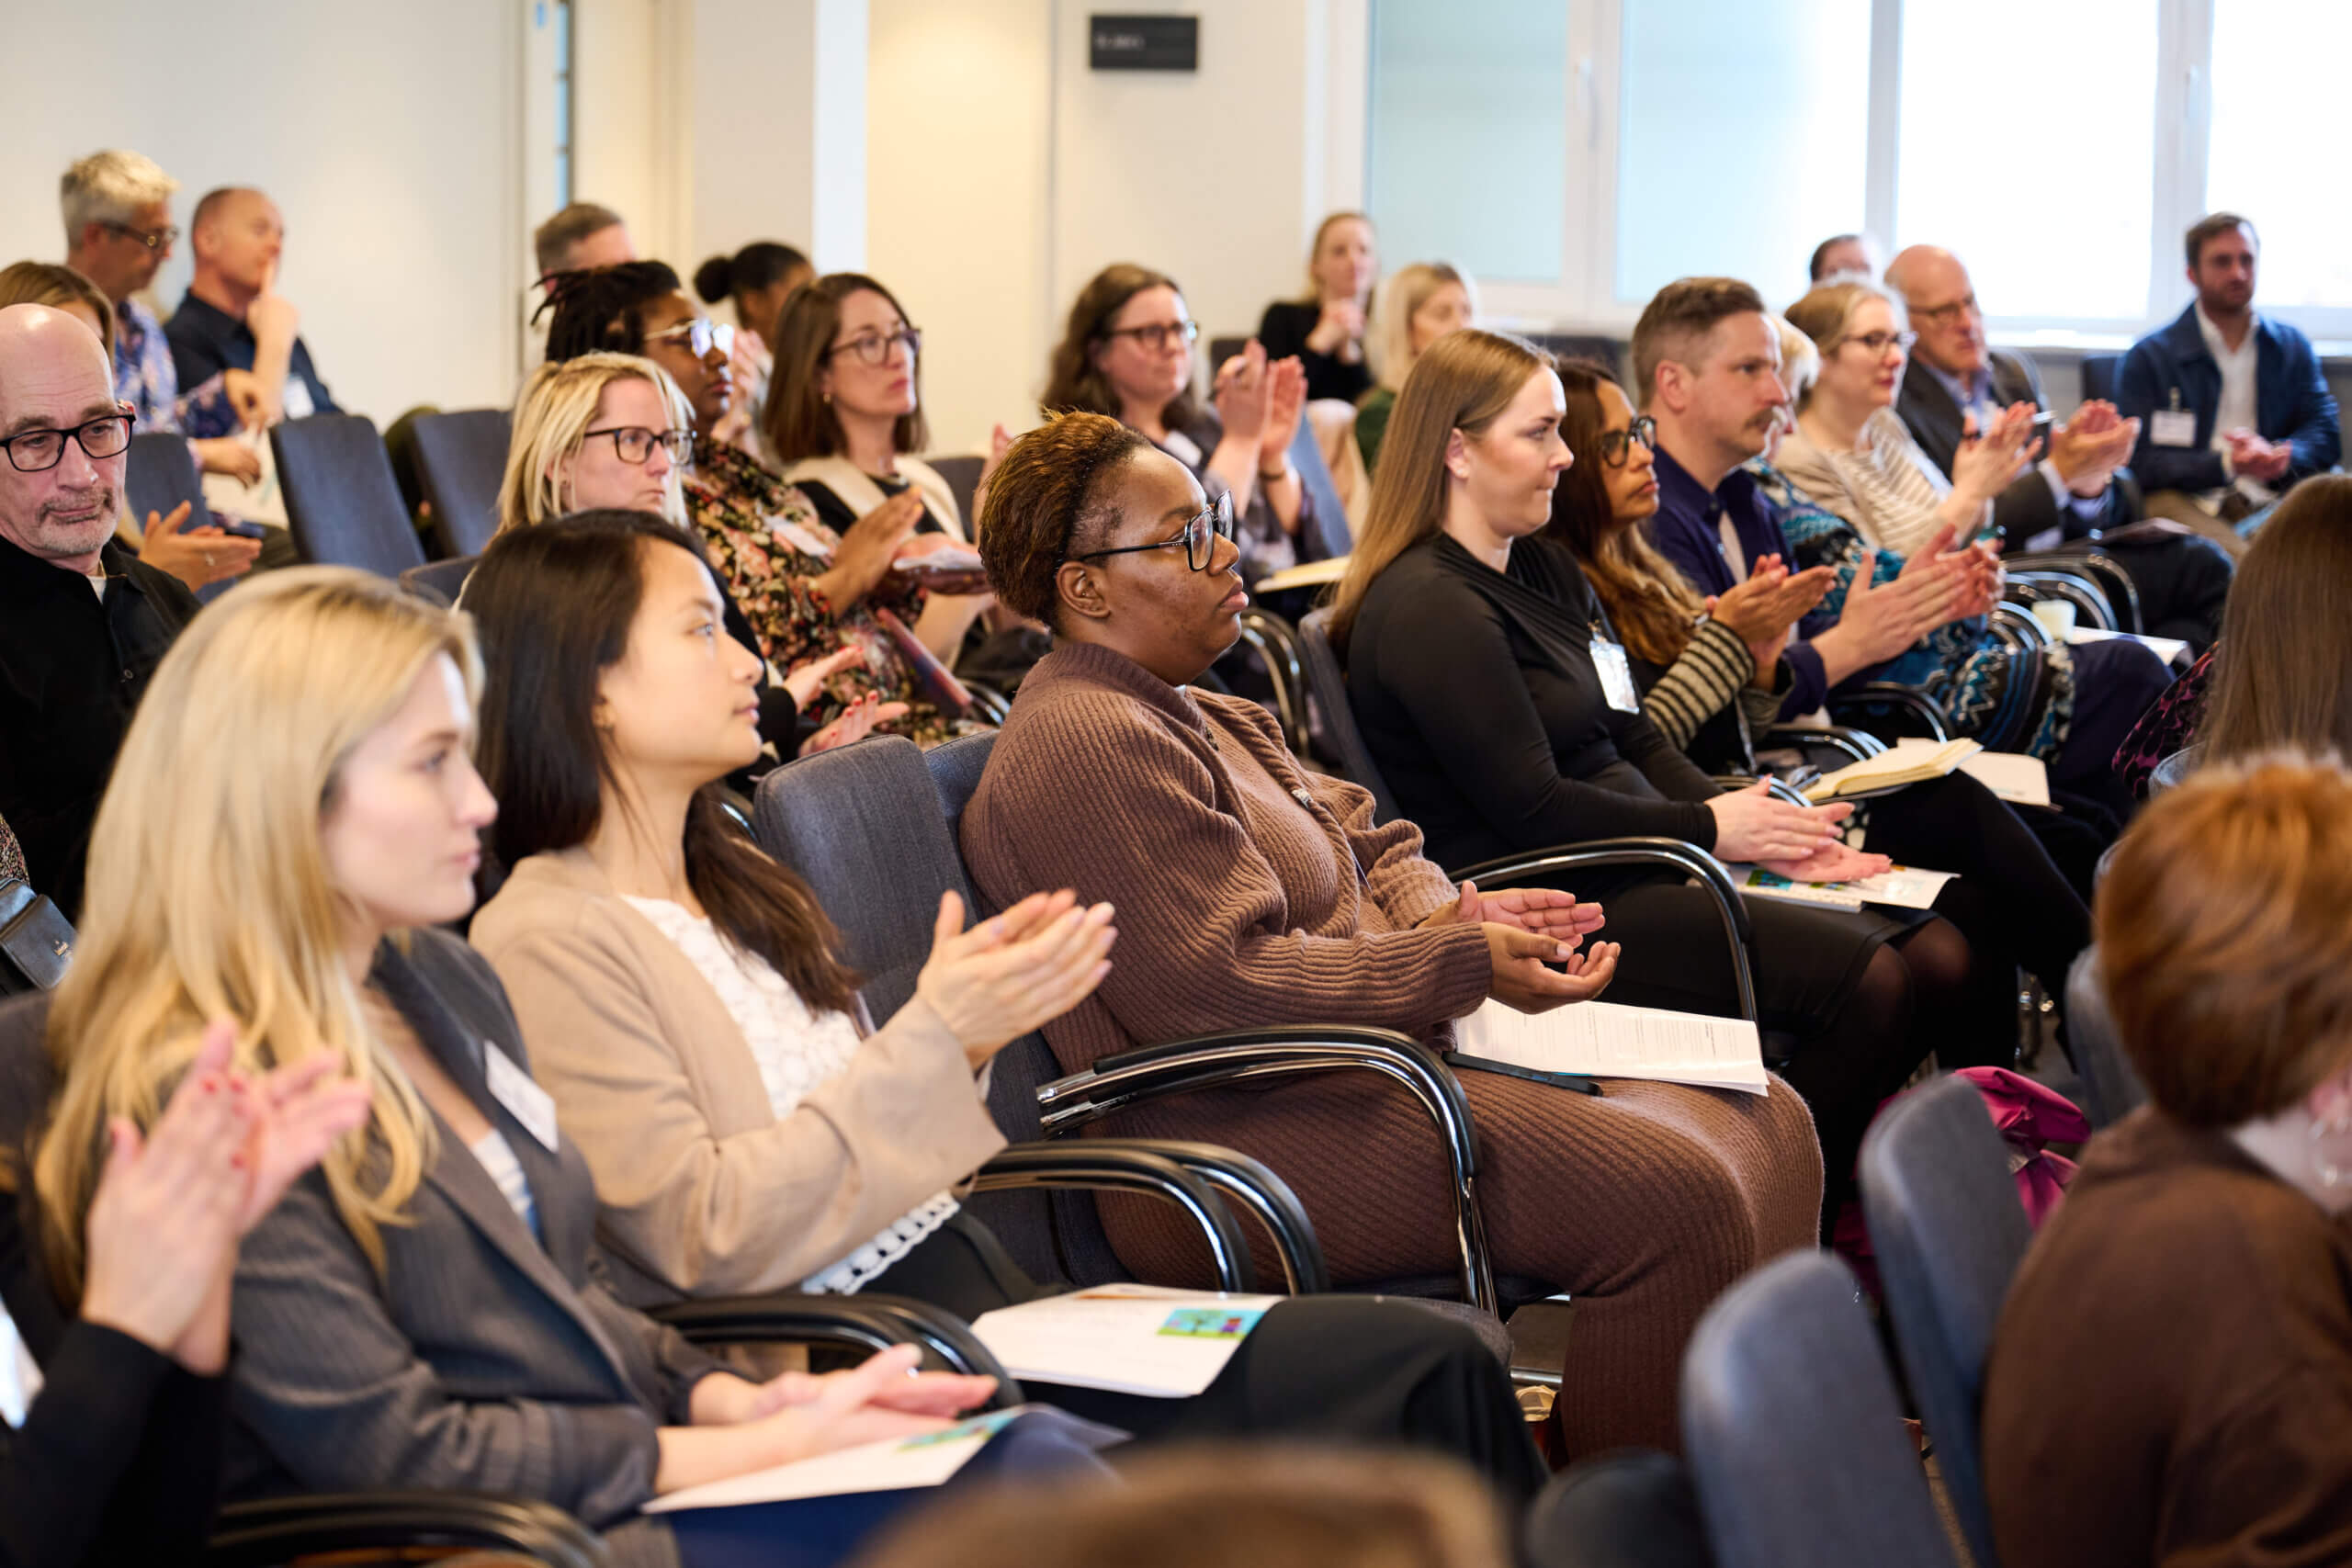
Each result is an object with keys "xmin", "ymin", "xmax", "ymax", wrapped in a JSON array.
[{"xmin": 623, "ymin": 897, "xmax": 959, "ymax": 1293}]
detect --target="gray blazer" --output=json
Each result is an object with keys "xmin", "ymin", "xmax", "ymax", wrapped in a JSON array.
[
  {"xmin": 1897, "ymin": 349, "xmax": 2122, "ymax": 548},
  {"xmin": 0, "ymin": 930, "xmax": 721, "ymax": 1568}
]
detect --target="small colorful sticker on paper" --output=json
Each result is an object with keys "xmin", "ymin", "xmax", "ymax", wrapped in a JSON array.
[
  {"xmin": 1157, "ymin": 1307, "xmax": 1265, "ymax": 1340},
  {"xmin": 897, "ymin": 1409, "xmax": 1018, "ymax": 1450}
]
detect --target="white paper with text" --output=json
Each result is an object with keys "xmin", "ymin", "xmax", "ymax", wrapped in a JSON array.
[
  {"xmin": 971, "ymin": 1284, "xmax": 1281, "ymax": 1398},
  {"xmin": 1453, "ymin": 999, "xmax": 1769, "ymax": 1095}
]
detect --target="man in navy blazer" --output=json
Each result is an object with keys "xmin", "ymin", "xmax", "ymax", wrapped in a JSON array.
[{"xmin": 2116, "ymin": 213, "xmax": 2339, "ymax": 554}]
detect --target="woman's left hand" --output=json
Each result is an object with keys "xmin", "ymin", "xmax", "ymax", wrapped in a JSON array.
[
  {"xmin": 782, "ymin": 646, "xmax": 868, "ymax": 709},
  {"xmin": 1259, "ymin": 356, "xmax": 1307, "ymax": 463},
  {"xmin": 1755, "ymin": 841, "xmax": 1890, "ymax": 885},
  {"xmin": 1423, "ymin": 880, "xmax": 1604, "ymax": 947}
]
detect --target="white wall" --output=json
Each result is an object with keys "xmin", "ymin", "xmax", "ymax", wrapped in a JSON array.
[{"xmin": 0, "ymin": 0, "xmax": 524, "ymax": 421}]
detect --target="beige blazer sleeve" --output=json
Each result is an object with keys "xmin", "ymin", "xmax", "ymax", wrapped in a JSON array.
[{"xmin": 477, "ymin": 895, "xmax": 1007, "ymax": 1299}]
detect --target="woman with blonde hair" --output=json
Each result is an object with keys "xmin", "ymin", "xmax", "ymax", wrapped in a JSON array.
[
  {"xmin": 4, "ymin": 567, "xmax": 1006, "ymax": 1568},
  {"xmin": 1256, "ymin": 211, "xmax": 1381, "ymax": 406},
  {"xmin": 1354, "ymin": 263, "xmax": 1478, "ymax": 476},
  {"xmin": 497, "ymin": 351, "xmax": 890, "ymax": 758},
  {"xmin": 1333, "ymin": 328, "xmax": 1988, "ymax": 1223}
]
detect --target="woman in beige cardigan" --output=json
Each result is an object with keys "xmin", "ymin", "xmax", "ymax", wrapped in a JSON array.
[{"xmin": 463, "ymin": 509, "xmax": 1550, "ymax": 1495}]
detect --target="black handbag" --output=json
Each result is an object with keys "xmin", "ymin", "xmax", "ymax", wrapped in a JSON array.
[{"xmin": 0, "ymin": 878, "xmax": 74, "ymax": 993}]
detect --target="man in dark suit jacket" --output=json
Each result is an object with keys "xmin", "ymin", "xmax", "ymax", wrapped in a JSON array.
[
  {"xmin": 2114, "ymin": 213, "xmax": 2339, "ymax": 554},
  {"xmin": 1888, "ymin": 245, "xmax": 2232, "ymax": 651},
  {"xmin": 0, "ymin": 303, "xmax": 200, "ymax": 919}
]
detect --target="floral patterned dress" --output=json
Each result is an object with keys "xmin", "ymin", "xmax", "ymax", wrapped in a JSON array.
[{"xmin": 683, "ymin": 438, "xmax": 981, "ymax": 747}]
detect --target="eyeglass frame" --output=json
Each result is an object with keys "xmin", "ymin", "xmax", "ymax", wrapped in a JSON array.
[
  {"xmin": 826, "ymin": 325, "xmax": 923, "ymax": 367},
  {"xmin": 0, "ymin": 409, "xmax": 138, "ymax": 474},
  {"xmin": 100, "ymin": 221, "xmax": 179, "ymax": 253},
  {"xmin": 1906, "ymin": 293, "xmax": 1982, "ymax": 327},
  {"xmin": 1840, "ymin": 329, "xmax": 1918, "ymax": 357},
  {"xmin": 1597, "ymin": 414, "xmax": 1657, "ymax": 468},
  {"xmin": 642, "ymin": 318, "xmax": 734, "ymax": 360},
  {"xmin": 1101, "ymin": 319, "xmax": 1202, "ymax": 354},
  {"xmin": 1070, "ymin": 492, "xmax": 1236, "ymax": 573},
  {"xmin": 579, "ymin": 425, "xmax": 695, "ymax": 468}
]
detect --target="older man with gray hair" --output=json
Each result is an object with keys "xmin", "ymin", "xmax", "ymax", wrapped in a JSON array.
[
  {"xmin": 0, "ymin": 304, "xmax": 200, "ymax": 918},
  {"xmin": 59, "ymin": 149, "xmax": 260, "ymax": 485}
]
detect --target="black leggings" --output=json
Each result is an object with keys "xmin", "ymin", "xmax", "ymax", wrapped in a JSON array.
[{"xmin": 863, "ymin": 1213, "xmax": 1549, "ymax": 1502}]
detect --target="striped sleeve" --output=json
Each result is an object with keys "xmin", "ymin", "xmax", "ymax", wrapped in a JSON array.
[{"xmin": 1643, "ymin": 618, "xmax": 1759, "ymax": 752}]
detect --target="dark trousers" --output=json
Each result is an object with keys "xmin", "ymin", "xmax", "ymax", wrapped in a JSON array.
[
  {"xmin": 866, "ymin": 1213, "xmax": 1547, "ymax": 1501},
  {"xmin": 2079, "ymin": 531, "xmax": 2234, "ymax": 652}
]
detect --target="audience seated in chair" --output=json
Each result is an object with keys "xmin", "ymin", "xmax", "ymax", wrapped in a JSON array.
[
  {"xmin": 960, "ymin": 408, "xmax": 1824, "ymax": 1461},
  {"xmin": 1045, "ymin": 265, "xmax": 1321, "ymax": 591},
  {"xmin": 1807, "ymin": 231, "xmax": 1879, "ymax": 284},
  {"xmin": 495, "ymin": 351, "xmax": 885, "ymax": 761},
  {"xmin": 851, "ymin": 1446, "xmax": 1514, "ymax": 1568},
  {"xmin": 694, "ymin": 240, "xmax": 813, "ymax": 455},
  {"xmin": 167, "ymin": 186, "xmax": 339, "ymax": 436},
  {"xmin": 1887, "ymin": 243, "xmax": 2233, "ymax": 651},
  {"xmin": 0, "ymin": 1016, "xmax": 366, "ymax": 1568},
  {"xmin": 59, "ymin": 150, "xmax": 260, "ymax": 488},
  {"xmin": 0, "ymin": 304, "xmax": 201, "ymax": 921},
  {"xmin": 765, "ymin": 272, "xmax": 1001, "ymax": 663},
  {"xmin": 0, "ymin": 260, "xmax": 258, "ymax": 593},
  {"xmin": 0, "ymin": 566, "xmax": 1024, "ymax": 1568},
  {"xmin": 1355, "ymin": 262, "xmax": 1477, "ymax": 479},
  {"xmin": 544, "ymin": 262, "xmax": 981, "ymax": 748},
  {"xmin": 461, "ymin": 511, "xmax": 1548, "ymax": 1497},
  {"xmin": 2115, "ymin": 212, "xmax": 2341, "ymax": 557},
  {"xmin": 1256, "ymin": 212, "xmax": 1380, "ymax": 407},
  {"xmin": 1329, "ymin": 329, "xmax": 1985, "ymax": 1232},
  {"xmin": 1985, "ymin": 754, "xmax": 2352, "ymax": 1568},
  {"xmin": 1544, "ymin": 353, "xmax": 2089, "ymax": 1044}
]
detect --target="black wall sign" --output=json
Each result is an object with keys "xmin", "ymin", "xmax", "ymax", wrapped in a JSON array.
[{"xmin": 1089, "ymin": 14, "xmax": 1198, "ymax": 72}]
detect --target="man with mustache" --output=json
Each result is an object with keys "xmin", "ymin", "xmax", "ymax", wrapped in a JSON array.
[
  {"xmin": 2117, "ymin": 213, "xmax": 2341, "ymax": 557},
  {"xmin": 0, "ymin": 303, "xmax": 199, "ymax": 919}
]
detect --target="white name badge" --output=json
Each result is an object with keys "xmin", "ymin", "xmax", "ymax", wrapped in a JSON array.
[
  {"xmin": 1590, "ymin": 635, "xmax": 1642, "ymax": 713},
  {"xmin": 770, "ymin": 514, "xmax": 837, "ymax": 561},
  {"xmin": 484, "ymin": 1043, "xmax": 560, "ymax": 1152},
  {"xmin": 2149, "ymin": 410, "xmax": 2197, "ymax": 448}
]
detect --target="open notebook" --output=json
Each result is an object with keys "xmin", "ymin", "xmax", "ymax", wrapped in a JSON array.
[
  {"xmin": 1453, "ymin": 998, "xmax": 1769, "ymax": 1095},
  {"xmin": 1803, "ymin": 739, "xmax": 1984, "ymax": 801}
]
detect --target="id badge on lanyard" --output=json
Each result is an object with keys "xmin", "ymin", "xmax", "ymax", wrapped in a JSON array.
[{"xmin": 1589, "ymin": 626, "xmax": 1641, "ymax": 713}]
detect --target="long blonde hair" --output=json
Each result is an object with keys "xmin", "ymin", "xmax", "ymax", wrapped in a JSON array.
[
  {"xmin": 1329, "ymin": 329, "xmax": 1553, "ymax": 650},
  {"xmin": 1365, "ymin": 263, "xmax": 1478, "ymax": 396},
  {"xmin": 495, "ymin": 352, "xmax": 693, "ymax": 536},
  {"xmin": 35, "ymin": 569, "xmax": 477, "ymax": 1292}
]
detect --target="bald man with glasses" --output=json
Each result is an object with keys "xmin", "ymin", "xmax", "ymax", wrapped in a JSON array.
[{"xmin": 0, "ymin": 304, "xmax": 200, "ymax": 919}]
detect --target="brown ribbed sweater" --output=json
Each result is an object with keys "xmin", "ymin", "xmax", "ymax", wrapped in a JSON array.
[{"xmin": 962, "ymin": 641, "xmax": 1823, "ymax": 1455}]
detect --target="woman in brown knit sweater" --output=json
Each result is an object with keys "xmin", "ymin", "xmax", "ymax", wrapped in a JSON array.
[{"xmin": 959, "ymin": 411, "xmax": 1824, "ymax": 1458}]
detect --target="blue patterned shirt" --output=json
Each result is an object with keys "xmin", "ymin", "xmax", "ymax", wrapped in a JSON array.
[{"xmin": 112, "ymin": 296, "xmax": 231, "ymax": 438}]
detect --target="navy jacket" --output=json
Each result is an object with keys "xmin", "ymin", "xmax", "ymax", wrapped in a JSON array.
[
  {"xmin": 2114, "ymin": 302, "xmax": 2339, "ymax": 493},
  {"xmin": 165, "ymin": 292, "xmax": 341, "ymax": 434}
]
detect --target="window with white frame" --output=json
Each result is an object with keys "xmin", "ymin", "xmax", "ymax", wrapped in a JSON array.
[{"xmin": 1361, "ymin": 0, "xmax": 2350, "ymax": 340}]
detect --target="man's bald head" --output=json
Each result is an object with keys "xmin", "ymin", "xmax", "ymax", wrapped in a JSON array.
[
  {"xmin": 191, "ymin": 186, "xmax": 285, "ymax": 302},
  {"xmin": 1884, "ymin": 245, "xmax": 1987, "ymax": 378},
  {"xmin": 0, "ymin": 303, "xmax": 129, "ymax": 571}
]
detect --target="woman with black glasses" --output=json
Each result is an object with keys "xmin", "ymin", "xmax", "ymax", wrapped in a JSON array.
[{"xmin": 1041, "ymin": 265, "xmax": 1325, "ymax": 590}]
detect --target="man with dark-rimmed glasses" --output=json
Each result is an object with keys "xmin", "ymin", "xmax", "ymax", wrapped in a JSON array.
[
  {"xmin": 0, "ymin": 303, "xmax": 200, "ymax": 919},
  {"xmin": 60, "ymin": 148, "xmax": 261, "ymax": 488}
]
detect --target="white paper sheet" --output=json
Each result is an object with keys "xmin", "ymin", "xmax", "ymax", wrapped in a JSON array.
[
  {"xmin": 1718, "ymin": 863, "xmax": 1959, "ymax": 912},
  {"xmin": 643, "ymin": 1404, "xmax": 1120, "ymax": 1513},
  {"xmin": 1452, "ymin": 998, "xmax": 1769, "ymax": 1096},
  {"xmin": 1890, "ymin": 738, "xmax": 2052, "ymax": 807},
  {"xmin": 2064, "ymin": 626, "xmax": 2190, "ymax": 666},
  {"xmin": 970, "ymin": 1284, "xmax": 1281, "ymax": 1398}
]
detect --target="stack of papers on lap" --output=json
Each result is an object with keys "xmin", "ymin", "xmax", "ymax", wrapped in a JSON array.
[
  {"xmin": 1888, "ymin": 738, "xmax": 2052, "ymax": 807},
  {"xmin": 1453, "ymin": 998, "xmax": 1768, "ymax": 1096},
  {"xmin": 643, "ymin": 1404, "xmax": 1120, "ymax": 1511},
  {"xmin": 2064, "ymin": 626, "xmax": 2190, "ymax": 666},
  {"xmin": 971, "ymin": 1284, "xmax": 1281, "ymax": 1398},
  {"xmin": 1717, "ymin": 863, "xmax": 1959, "ymax": 911},
  {"xmin": 1804, "ymin": 739, "xmax": 1983, "ymax": 800}
]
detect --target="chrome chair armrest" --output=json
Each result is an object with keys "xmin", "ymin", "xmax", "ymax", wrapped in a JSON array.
[
  {"xmin": 646, "ymin": 1292, "xmax": 1022, "ymax": 1404},
  {"xmin": 971, "ymin": 1141, "xmax": 1260, "ymax": 1292},
  {"xmin": 207, "ymin": 1494, "xmax": 611, "ymax": 1568},
  {"xmin": 1827, "ymin": 683, "xmax": 1954, "ymax": 743}
]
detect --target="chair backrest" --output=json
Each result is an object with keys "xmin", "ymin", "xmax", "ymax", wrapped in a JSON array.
[
  {"xmin": 1296, "ymin": 608, "xmax": 1402, "ymax": 824},
  {"xmin": 411, "ymin": 409, "xmax": 513, "ymax": 559},
  {"xmin": 124, "ymin": 432, "xmax": 206, "ymax": 529},
  {"xmin": 398, "ymin": 554, "xmax": 480, "ymax": 608},
  {"xmin": 1285, "ymin": 416, "xmax": 1353, "ymax": 562},
  {"xmin": 1680, "ymin": 1251, "xmax": 1959, "ymax": 1568},
  {"xmin": 2063, "ymin": 948, "xmax": 2146, "ymax": 1129},
  {"xmin": 2148, "ymin": 744, "xmax": 2201, "ymax": 794},
  {"xmin": 1858, "ymin": 1074, "xmax": 2031, "ymax": 1568},
  {"xmin": 921, "ymin": 453, "xmax": 983, "ymax": 533},
  {"xmin": 1528, "ymin": 333, "xmax": 1625, "ymax": 382},
  {"xmin": 1525, "ymin": 1451, "xmax": 1714, "ymax": 1568},
  {"xmin": 2080, "ymin": 353, "xmax": 2122, "ymax": 404},
  {"xmin": 271, "ymin": 413, "xmax": 427, "ymax": 577}
]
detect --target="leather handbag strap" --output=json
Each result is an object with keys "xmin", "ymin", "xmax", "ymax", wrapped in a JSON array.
[{"xmin": 0, "ymin": 878, "xmax": 74, "ymax": 993}]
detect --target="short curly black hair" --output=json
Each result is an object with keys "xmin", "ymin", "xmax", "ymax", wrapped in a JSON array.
[{"xmin": 977, "ymin": 412, "xmax": 1153, "ymax": 627}]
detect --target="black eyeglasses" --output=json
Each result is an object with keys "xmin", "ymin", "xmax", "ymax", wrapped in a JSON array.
[
  {"xmin": 581, "ymin": 426, "xmax": 695, "ymax": 466},
  {"xmin": 1102, "ymin": 320, "xmax": 1200, "ymax": 353},
  {"xmin": 0, "ymin": 412, "xmax": 136, "ymax": 473},
  {"xmin": 102, "ymin": 221, "xmax": 178, "ymax": 252},
  {"xmin": 1909, "ymin": 294, "xmax": 1980, "ymax": 326},
  {"xmin": 828, "ymin": 326, "xmax": 922, "ymax": 366},
  {"xmin": 1597, "ymin": 415, "xmax": 1657, "ymax": 468},
  {"xmin": 1072, "ymin": 493, "xmax": 1235, "ymax": 573},
  {"xmin": 1843, "ymin": 330, "xmax": 1917, "ymax": 356}
]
